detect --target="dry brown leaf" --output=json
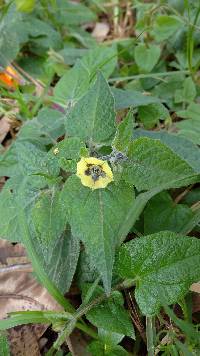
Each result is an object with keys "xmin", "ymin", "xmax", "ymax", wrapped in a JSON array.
[
  {"xmin": 92, "ymin": 22, "xmax": 110, "ymax": 42},
  {"xmin": 0, "ymin": 117, "xmax": 11, "ymax": 143},
  {"xmin": 190, "ymin": 283, "xmax": 200, "ymax": 294},
  {"xmin": 0, "ymin": 239, "xmax": 63, "ymax": 356}
]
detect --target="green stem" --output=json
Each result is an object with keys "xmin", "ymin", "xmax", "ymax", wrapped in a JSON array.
[
  {"xmin": 185, "ymin": 0, "xmax": 200, "ymax": 79},
  {"xmin": 50, "ymin": 279, "xmax": 136, "ymax": 350},
  {"xmin": 108, "ymin": 70, "xmax": 189, "ymax": 83},
  {"xmin": 146, "ymin": 316, "xmax": 155, "ymax": 356}
]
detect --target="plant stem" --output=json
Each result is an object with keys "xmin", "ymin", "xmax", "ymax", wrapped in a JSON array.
[
  {"xmin": 146, "ymin": 316, "xmax": 155, "ymax": 356},
  {"xmin": 108, "ymin": 70, "xmax": 189, "ymax": 83}
]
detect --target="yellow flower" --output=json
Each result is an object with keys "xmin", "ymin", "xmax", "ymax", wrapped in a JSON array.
[{"xmin": 76, "ymin": 157, "xmax": 113, "ymax": 190}]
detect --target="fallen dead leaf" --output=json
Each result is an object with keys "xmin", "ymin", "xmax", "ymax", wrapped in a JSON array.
[
  {"xmin": 0, "ymin": 117, "xmax": 11, "ymax": 143},
  {"xmin": 0, "ymin": 239, "xmax": 63, "ymax": 355},
  {"xmin": 92, "ymin": 22, "xmax": 110, "ymax": 42},
  {"xmin": 190, "ymin": 283, "xmax": 200, "ymax": 294}
]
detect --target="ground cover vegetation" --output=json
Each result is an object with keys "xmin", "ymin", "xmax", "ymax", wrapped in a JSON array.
[{"xmin": 1, "ymin": 0, "xmax": 200, "ymax": 354}]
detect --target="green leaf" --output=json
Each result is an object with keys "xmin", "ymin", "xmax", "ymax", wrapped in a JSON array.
[
  {"xmin": 123, "ymin": 137, "xmax": 198, "ymax": 191},
  {"xmin": 144, "ymin": 192, "xmax": 194, "ymax": 234},
  {"xmin": 98, "ymin": 329, "xmax": 124, "ymax": 348},
  {"xmin": 183, "ymin": 78, "xmax": 196, "ymax": 103},
  {"xmin": 134, "ymin": 43, "xmax": 161, "ymax": 73},
  {"xmin": 14, "ymin": 175, "xmax": 79, "ymax": 293},
  {"xmin": 83, "ymin": 285, "xmax": 135, "ymax": 338},
  {"xmin": 54, "ymin": 46, "xmax": 117, "ymax": 105},
  {"xmin": 15, "ymin": 0, "xmax": 35, "ymax": 12},
  {"xmin": 88, "ymin": 328, "xmax": 128, "ymax": 356},
  {"xmin": 133, "ymin": 130, "xmax": 200, "ymax": 173},
  {"xmin": 153, "ymin": 15, "xmax": 182, "ymax": 41},
  {"xmin": 179, "ymin": 206, "xmax": 200, "ymax": 235},
  {"xmin": 47, "ymin": 136, "xmax": 86, "ymax": 176},
  {"xmin": 0, "ymin": 7, "xmax": 21, "ymax": 66},
  {"xmin": 116, "ymin": 231, "xmax": 200, "ymax": 315},
  {"xmin": 112, "ymin": 88, "xmax": 159, "ymax": 110},
  {"xmin": 81, "ymin": 45, "xmax": 117, "ymax": 81},
  {"xmin": 0, "ymin": 175, "xmax": 45, "ymax": 242},
  {"xmin": 53, "ymin": 60, "xmax": 90, "ymax": 105},
  {"xmin": 60, "ymin": 176, "xmax": 135, "ymax": 294},
  {"xmin": 112, "ymin": 110, "xmax": 134, "ymax": 153},
  {"xmin": 0, "ymin": 332, "xmax": 10, "ymax": 356},
  {"xmin": 31, "ymin": 190, "xmax": 66, "ymax": 256},
  {"xmin": 24, "ymin": 17, "xmax": 62, "ymax": 50},
  {"xmin": 138, "ymin": 103, "xmax": 169, "ymax": 129},
  {"xmin": 65, "ymin": 72, "xmax": 116, "ymax": 145},
  {"xmin": 0, "ymin": 141, "xmax": 48, "ymax": 178},
  {"xmin": 55, "ymin": 0, "xmax": 96, "ymax": 25},
  {"xmin": 176, "ymin": 102, "xmax": 200, "ymax": 120},
  {"xmin": 18, "ymin": 108, "xmax": 65, "ymax": 145},
  {"xmin": 58, "ymin": 47, "xmax": 87, "ymax": 65},
  {"xmin": 175, "ymin": 78, "xmax": 196, "ymax": 104},
  {"xmin": 88, "ymin": 340, "xmax": 128, "ymax": 356},
  {"xmin": 176, "ymin": 119, "xmax": 200, "ymax": 145},
  {"xmin": 34, "ymin": 226, "xmax": 80, "ymax": 293}
]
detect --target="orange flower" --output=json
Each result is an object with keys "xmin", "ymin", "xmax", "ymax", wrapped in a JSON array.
[{"xmin": 0, "ymin": 66, "xmax": 21, "ymax": 88}]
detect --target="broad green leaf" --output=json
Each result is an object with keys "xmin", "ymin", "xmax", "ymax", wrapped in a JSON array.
[
  {"xmin": 47, "ymin": 136, "xmax": 86, "ymax": 176},
  {"xmin": 153, "ymin": 15, "xmax": 183, "ymax": 41},
  {"xmin": 55, "ymin": 0, "xmax": 96, "ymax": 25},
  {"xmin": 0, "ymin": 175, "xmax": 45, "ymax": 242},
  {"xmin": 138, "ymin": 103, "xmax": 169, "ymax": 129},
  {"xmin": 175, "ymin": 78, "xmax": 197, "ymax": 104},
  {"xmin": 0, "ymin": 184, "xmax": 21, "ymax": 242},
  {"xmin": 34, "ymin": 227, "xmax": 80, "ymax": 293},
  {"xmin": 112, "ymin": 88, "xmax": 159, "ymax": 110},
  {"xmin": 183, "ymin": 78, "xmax": 196, "ymax": 103},
  {"xmin": 112, "ymin": 111, "xmax": 134, "ymax": 153},
  {"xmin": 0, "ymin": 7, "xmax": 22, "ymax": 66},
  {"xmin": 83, "ymin": 285, "xmax": 135, "ymax": 338},
  {"xmin": 0, "ymin": 141, "xmax": 48, "ymax": 178},
  {"xmin": 98, "ymin": 328, "xmax": 124, "ymax": 347},
  {"xmin": 116, "ymin": 231, "xmax": 200, "ymax": 315},
  {"xmin": 144, "ymin": 192, "xmax": 194, "ymax": 234},
  {"xmin": 81, "ymin": 46, "xmax": 117, "ymax": 81},
  {"xmin": 60, "ymin": 176, "xmax": 135, "ymax": 293},
  {"xmin": 69, "ymin": 26, "xmax": 96, "ymax": 48},
  {"xmin": 77, "ymin": 250, "xmax": 98, "ymax": 287},
  {"xmin": 0, "ymin": 144, "xmax": 19, "ymax": 177},
  {"xmin": 152, "ymin": 73, "xmax": 184, "ymax": 105},
  {"xmin": 179, "ymin": 207, "xmax": 200, "ymax": 235},
  {"xmin": 17, "ymin": 178, "xmax": 80, "ymax": 293},
  {"xmin": 54, "ymin": 46, "xmax": 117, "ymax": 105},
  {"xmin": 88, "ymin": 328, "xmax": 128, "ymax": 355},
  {"xmin": 134, "ymin": 43, "xmax": 161, "ymax": 73},
  {"xmin": 88, "ymin": 341, "xmax": 128, "ymax": 356},
  {"xmin": 31, "ymin": 190, "xmax": 66, "ymax": 258},
  {"xmin": 24, "ymin": 17, "xmax": 62, "ymax": 50},
  {"xmin": 65, "ymin": 72, "xmax": 116, "ymax": 145},
  {"xmin": 53, "ymin": 60, "xmax": 90, "ymax": 105},
  {"xmin": 58, "ymin": 47, "xmax": 87, "ymax": 65},
  {"xmin": 0, "ymin": 332, "xmax": 10, "ymax": 356},
  {"xmin": 133, "ymin": 130, "xmax": 200, "ymax": 173},
  {"xmin": 123, "ymin": 137, "xmax": 198, "ymax": 191},
  {"xmin": 18, "ymin": 108, "xmax": 65, "ymax": 145},
  {"xmin": 176, "ymin": 119, "xmax": 200, "ymax": 145},
  {"xmin": 176, "ymin": 102, "xmax": 200, "ymax": 120}
]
